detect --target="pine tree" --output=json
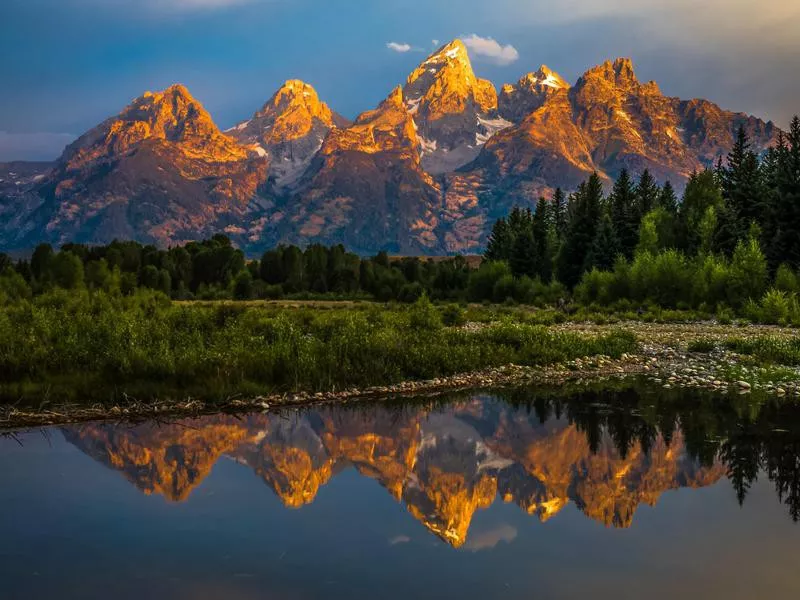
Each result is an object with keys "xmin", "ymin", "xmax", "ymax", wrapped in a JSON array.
[
  {"xmin": 678, "ymin": 170, "xmax": 724, "ymax": 254},
  {"xmin": 552, "ymin": 187, "xmax": 568, "ymax": 239},
  {"xmin": 589, "ymin": 211, "xmax": 620, "ymax": 271},
  {"xmin": 557, "ymin": 173, "xmax": 604, "ymax": 287},
  {"xmin": 772, "ymin": 117, "xmax": 800, "ymax": 268},
  {"xmin": 720, "ymin": 126, "xmax": 766, "ymax": 249},
  {"xmin": 484, "ymin": 217, "xmax": 514, "ymax": 262},
  {"xmin": 635, "ymin": 169, "xmax": 660, "ymax": 221},
  {"xmin": 533, "ymin": 197, "xmax": 552, "ymax": 281},
  {"xmin": 609, "ymin": 169, "xmax": 639, "ymax": 259},
  {"xmin": 510, "ymin": 227, "xmax": 537, "ymax": 278},
  {"xmin": 658, "ymin": 181, "xmax": 678, "ymax": 214}
]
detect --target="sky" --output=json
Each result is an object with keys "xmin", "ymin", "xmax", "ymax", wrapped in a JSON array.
[{"xmin": 1, "ymin": 0, "xmax": 798, "ymax": 161}]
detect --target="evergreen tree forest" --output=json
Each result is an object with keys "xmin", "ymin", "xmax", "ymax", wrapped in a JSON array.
[{"xmin": 483, "ymin": 119, "xmax": 800, "ymax": 320}]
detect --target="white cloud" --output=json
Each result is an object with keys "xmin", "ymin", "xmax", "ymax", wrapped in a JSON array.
[
  {"xmin": 432, "ymin": 39, "xmax": 440, "ymax": 47},
  {"xmin": 84, "ymin": 0, "xmax": 258, "ymax": 12},
  {"xmin": 462, "ymin": 34, "xmax": 519, "ymax": 66},
  {"xmin": 0, "ymin": 132, "xmax": 75, "ymax": 162},
  {"xmin": 171, "ymin": 0, "xmax": 253, "ymax": 7},
  {"xmin": 386, "ymin": 42, "xmax": 412, "ymax": 53}
]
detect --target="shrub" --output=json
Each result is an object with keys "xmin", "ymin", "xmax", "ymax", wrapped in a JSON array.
[
  {"xmin": 759, "ymin": 288, "xmax": 792, "ymax": 325},
  {"xmin": 775, "ymin": 264, "xmax": 800, "ymax": 294},
  {"xmin": 407, "ymin": 294, "xmax": 442, "ymax": 330},
  {"xmin": 688, "ymin": 338, "xmax": 716, "ymax": 353},
  {"xmin": 468, "ymin": 261, "xmax": 512, "ymax": 302},
  {"xmin": 440, "ymin": 303, "xmax": 466, "ymax": 327},
  {"xmin": 398, "ymin": 282, "xmax": 425, "ymax": 304}
]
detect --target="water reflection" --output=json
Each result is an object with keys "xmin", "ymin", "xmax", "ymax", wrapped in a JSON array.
[{"xmin": 57, "ymin": 385, "xmax": 800, "ymax": 547}]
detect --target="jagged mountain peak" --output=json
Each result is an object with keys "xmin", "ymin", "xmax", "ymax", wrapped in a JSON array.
[
  {"xmin": 580, "ymin": 57, "xmax": 640, "ymax": 90},
  {"xmin": 377, "ymin": 85, "xmax": 407, "ymax": 113},
  {"xmin": 254, "ymin": 79, "xmax": 333, "ymax": 123},
  {"xmin": 323, "ymin": 85, "xmax": 418, "ymax": 156},
  {"xmin": 402, "ymin": 38, "xmax": 505, "ymax": 174},
  {"xmin": 498, "ymin": 65, "xmax": 569, "ymax": 122},
  {"xmin": 521, "ymin": 65, "xmax": 569, "ymax": 91},
  {"xmin": 414, "ymin": 39, "xmax": 471, "ymax": 74},
  {"xmin": 227, "ymin": 79, "xmax": 347, "ymax": 188},
  {"xmin": 405, "ymin": 39, "xmax": 496, "ymax": 114},
  {"xmin": 61, "ymin": 83, "xmax": 250, "ymax": 171}
]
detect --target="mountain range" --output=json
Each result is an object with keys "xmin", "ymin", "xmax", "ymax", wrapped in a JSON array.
[{"xmin": 0, "ymin": 40, "xmax": 780, "ymax": 255}]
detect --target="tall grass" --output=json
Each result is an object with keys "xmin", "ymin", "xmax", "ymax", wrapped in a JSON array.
[
  {"xmin": 724, "ymin": 336, "xmax": 800, "ymax": 366},
  {"xmin": 0, "ymin": 290, "xmax": 637, "ymax": 400}
]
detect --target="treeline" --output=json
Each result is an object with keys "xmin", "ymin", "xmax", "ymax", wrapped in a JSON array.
[
  {"xmin": 0, "ymin": 234, "xmax": 478, "ymax": 303},
  {"xmin": 481, "ymin": 118, "xmax": 800, "ymax": 320},
  {"xmin": 1, "ymin": 117, "xmax": 798, "ymax": 315}
]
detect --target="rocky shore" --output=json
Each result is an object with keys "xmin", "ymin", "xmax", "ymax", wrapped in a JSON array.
[{"xmin": 2, "ymin": 321, "xmax": 799, "ymax": 430}]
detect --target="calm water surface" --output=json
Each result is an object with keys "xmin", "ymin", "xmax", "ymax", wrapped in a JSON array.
[{"xmin": 2, "ymin": 385, "xmax": 800, "ymax": 599}]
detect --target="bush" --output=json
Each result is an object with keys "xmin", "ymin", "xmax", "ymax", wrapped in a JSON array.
[
  {"xmin": 398, "ymin": 282, "xmax": 425, "ymax": 304},
  {"xmin": 440, "ymin": 304, "xmax": 467, "ymax": 327},
  {"xmin": 407, "ymin": 294, "xmax": 442, "ymax": 330},
  {"xmin": 759, "ymin": 289, "xmax": 792, "ymax": 325},
  {"xmin": 468, "ymin": 261, "xmax": 512, "ymax": 302},
  {"xmin": 688, "ymin": 338, "xmax": 716, "ymax": 353},
  {"xmin": 775, "ymin": 264, "xmax": 800, "ymax": 294}
]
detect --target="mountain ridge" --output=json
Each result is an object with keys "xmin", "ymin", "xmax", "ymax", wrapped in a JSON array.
[{"xmin": 0, "ymin": 40, "xmax": 781, "ymax": 254}]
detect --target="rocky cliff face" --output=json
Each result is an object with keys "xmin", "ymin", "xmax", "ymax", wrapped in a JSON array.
[
  {"xmin": 403, "ymin": 40, "xmax": 511, "ymax": 174},
  {"xmin": 63, "ymin": 399, "xmax": 725, "ymax": 546},
  {"xmin": 227, "ymin": 80, "xmax": 349, "ymax": 189},
  {"xmin": 439, "ymin": 57, "xmax": 779, "ymax": 251},
  {"xmin": 0, "ymin": 85, "xmax": 269, "ymax": 250},
  {"xmin": 0, "ymin": 42, "xmax": 780, "ymax": 254},
  {"xmin": 269, "ymin": 87, "xmax": 445, "ymax": 254},
  {"xmin": 499, "ymin": 66, "xmax": 570, "ymax": 122}
]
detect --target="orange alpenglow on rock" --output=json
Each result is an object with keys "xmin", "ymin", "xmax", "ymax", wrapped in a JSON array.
[
  {"xmin": 0, "ymin": 41, "xmax": 781, "ymax": 256},
  {"xmin": 228, "ymin": 79, "xmax": 349, "ymax": 188},
  {"xmin": 498, "ymin": 65, "xmax": 570, "ymax": 122},
  {"xmin": 404, "ymin": 39, "xmax": 512, "ymax": 174},
  {"xmin": 63, "ymin": 84, "xmax": 251, "ymax": 171},
  {"xmin": 62, "ymin": 404, "xmax": 726, "ymax": 545}
]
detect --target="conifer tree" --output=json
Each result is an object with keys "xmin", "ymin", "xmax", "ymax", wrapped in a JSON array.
[
  {"xmin": 552, "ymin": 187, "xmax": 568, "ymax": 239},
  {"xmin": 635, "ymin": 169, "xmax": 660, "ymax": 221},
  {"xmin": 533, "ymin": 197, "xmax": 552, "ymax": 281},
  {"xmin": 484, "ymin": 217, "xmax": 514, "ymax": 262},
  {"xmin": 720, "ymin": 127, "xmax": 766, "ymax": 248},
  {"xmin": 589, "ymin": 211, "xmax": 620, "ymax": 271},
  {"xmin": 609, "ymin": 169, "xmax": 639, "ymax": 259},
  {"xmin": 510, "ymin": 227, "xmax": 537, "ymax": 278},
  {"xmin": 658, "ymin": 181, "xmax": 679, "ymax": 214},
  {"xmin": 678, "ymin": 170, "xmax": 724, "ymax": 253},
  {"xmin": 557, "ymin": 173, "xmax": 604, "ymax": 287},
  {"xmin": 772, "ymin": 117, "xmax": 800, "ymax": 268}
]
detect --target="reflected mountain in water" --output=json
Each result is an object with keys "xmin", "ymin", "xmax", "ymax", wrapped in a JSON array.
[{"xmin": 61, "ymin": 385, "xmax": 800, "ymax": 548}]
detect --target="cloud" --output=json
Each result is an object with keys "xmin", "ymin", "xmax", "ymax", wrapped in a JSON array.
[
  {"xmin": 170, "ymin": 0, "xmax": 253, "ymax": 8},
  {"xmin": 0, "ymin": 132, "xmax": 75, "ymax": 162},
  {"xmin": 81, "ymin": 0, "xmax": 258, "ymax": 13},
  {"xmin": 432, "ymin": 39, "xmax": 440, "ymax": 47},
  {"xmin": 462, "ymin": 34, "xmax": 519, "ymax": 66},
  {"xmin": 464, "ymin": 524, "xmax": 517, "ymax": 552},
  {"xmin": 388, "ymin": 535, "xmax": 411, "ymax": 545},
  {"xmin": 386, "ymin": 42, "xmax": 412, "ymax": 53}
]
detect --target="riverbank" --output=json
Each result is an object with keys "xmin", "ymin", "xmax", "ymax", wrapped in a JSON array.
[{"xmin": 3, "ymin": 318, "xmax": 800, "ymax": 429}]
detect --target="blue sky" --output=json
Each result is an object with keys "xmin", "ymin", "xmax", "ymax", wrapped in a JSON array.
[{"xmin": 1, "ymin": 0, "xmax": 798, "ymax": 161}]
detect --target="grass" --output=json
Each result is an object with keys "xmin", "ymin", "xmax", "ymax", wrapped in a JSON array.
[
  {"xmin": 688, "ymin": 338, "xmax": 717, "ymax": 353},
  {"xmin": 724, "ymin": 336, "xmax": 800, "ymax": 366},
  {"xmin": 0, "ymin": 290, "xmax": 638, "ymax": 405}
]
